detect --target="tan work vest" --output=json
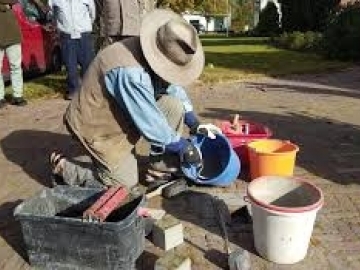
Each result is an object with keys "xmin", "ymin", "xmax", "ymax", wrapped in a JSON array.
[{"xmin": 65, "ymin": 37, "xmax": 149, "ymax": 170}]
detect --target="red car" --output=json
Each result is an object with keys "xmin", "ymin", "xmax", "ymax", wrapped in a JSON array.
[{"xmin": 1, "ymin": 1, "xmax": 61, "ymax": 79}]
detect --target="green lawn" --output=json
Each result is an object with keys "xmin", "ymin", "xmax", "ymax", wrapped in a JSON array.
[
  {"xmin": 5, "ymin": 36, "xmax": 352, "ymax": 99},
  {"xmin": 5, "ymin": 71, "xmax": 65, "ymax": 100},
  {"xmin": 200, "ymin": 36, "xmax": 351, "ymax": 83}
]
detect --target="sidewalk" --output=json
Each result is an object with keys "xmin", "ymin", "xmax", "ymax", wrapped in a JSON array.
[{"xmin": 1, "ymin": 67, "xmax": 360, "ymax": 269}]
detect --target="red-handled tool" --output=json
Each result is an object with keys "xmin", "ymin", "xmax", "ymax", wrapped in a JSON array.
[{"xmin": 83, "ymin": 186, "xmax": 128, "ymax": 222}]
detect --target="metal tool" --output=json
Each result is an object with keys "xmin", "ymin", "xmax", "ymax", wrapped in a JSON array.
[
  {"xmin": 213, "ymin": 196, "xmax": 251, "ymax": 270},
  {"xmin": 145, "ymin": 178, "xmax": 188, "ymax": 199}
]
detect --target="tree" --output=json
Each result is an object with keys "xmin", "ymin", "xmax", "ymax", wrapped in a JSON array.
[
  {"xmin": 156, "ymin": 0, "xmax": 228, "ymax": 14},
  {"xmin": 322, "ymin": 1, "xmax": 360, "ymax": 60},
  {"xmin": 255, "ymin": 1, "xmax": 280, "ymax": 36},
  {"xmin": 156, "ymin": 0, "xmax": 195, "ymax": 13},
  {"xmin": 156, "ymin": 0, "xmax": 253, "ymax": 33},
  {"xmin": 231, "ymin": 0, "xmax": 254, "ymax": 32},
  {"xmin": 279, "ymin": 0, "xmax": 340, "ymax": 32}
]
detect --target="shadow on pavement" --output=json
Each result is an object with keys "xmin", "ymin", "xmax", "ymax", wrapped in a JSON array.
[
  {"xmin": 1, "ymin": 130, "xmax": 87, "ymax": 187},
  {"xmin": 245, "ymin": 77, "xmax": 360, "ymax": 100},
  {"xmin": 201, "ymin": 108, "xmax": 360, "ymax": 185},
  {"xmin": 162, "ymin": 190, "xmax": 255, "ymax": 269},
  {"xmin": 0, "ymin": 200, "xmax": 28, "ymax": 262},
  {"xmin": 136, "ymin": 250, "xmax": 159, "ymax": 270},
  {"xmin": 278, "ymin": 67, "xmax": 360, "ymax": 93}
]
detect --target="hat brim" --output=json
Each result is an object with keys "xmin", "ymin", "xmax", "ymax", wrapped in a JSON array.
[{"xmin": 140, "ymin": 9, "xmax": 204, "ymax": 86}]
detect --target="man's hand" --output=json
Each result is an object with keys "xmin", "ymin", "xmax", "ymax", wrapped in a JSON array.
[
  {"xmin": 164, "ymin": 138, "xmax": 202, "ymax": 168},
  {"xmin": 197, "ymin": 124, "xmax": 222, "ymax": 139}
]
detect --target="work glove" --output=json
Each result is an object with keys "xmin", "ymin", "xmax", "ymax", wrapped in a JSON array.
[
  {"xmin": 163, "ymin": 138, "xmax": 202, "ymax": 168},
  {"xmin": 185, "ymin": 111, "xmax": 222, "ymax": 139}
]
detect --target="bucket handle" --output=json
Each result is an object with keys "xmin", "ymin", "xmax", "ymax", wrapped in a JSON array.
[
  {"xmin": 231, "ymin": 114, "xmax": 251, "ymax": 135},
  {"xmin": 193, "ymin": 135, "xmax": 206, "ymax": 180}
]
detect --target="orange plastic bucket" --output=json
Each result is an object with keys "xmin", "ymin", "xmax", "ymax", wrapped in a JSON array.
[{"xmin": 248, "ymin": 139, "xmax": 299, "ymax": 179}]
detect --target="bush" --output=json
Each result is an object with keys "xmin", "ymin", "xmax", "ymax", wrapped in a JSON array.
[
  {"xmin": 303, "ymin": 31, "xmax": 323, "ymax": 51},
  {"xmin": 273, "ymin": 31, "xmax": 322, "ymax": 52},
  {"xmin": 322, "ymin": 1, "xmax": 360, "ymax": 61},
  {"xmin": 279, "ymin": 0, "xmax": 340, "ymax": 32},
  {"xmin": 288, "ymin": 32, "xmax": 306, "ymax": 50}
]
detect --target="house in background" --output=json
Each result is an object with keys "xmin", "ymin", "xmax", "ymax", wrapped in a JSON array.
[
  {"xmin": 183, "ymin": 0, "xmax": 283, "ymax": 33},
  {"xmin": 182, "ymin": 13, "xmax": 207, "ymax": 32},
  {"xmin": 182, "ymin": 12, "xmax": 229, "ymax": 33}
]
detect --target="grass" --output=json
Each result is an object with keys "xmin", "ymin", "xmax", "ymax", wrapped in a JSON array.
[
  {"xmin": 5, "ymin": 71, "xmax": 65, "ymax": 100},
  {"xmin": 6, "ymin": 36, "xmax": 352, "ymax": 99},
  {"xmin": 200, "ymin": 36, "xmax": 351, "ymax": 84}
]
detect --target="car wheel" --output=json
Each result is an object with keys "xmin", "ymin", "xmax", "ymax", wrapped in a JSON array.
[{"xmin": 50, "ymin": 48, "xmax": 62, "ymax": 73}]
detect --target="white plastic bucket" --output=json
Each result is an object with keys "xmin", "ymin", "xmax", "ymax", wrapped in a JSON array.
[{"xmin": 247, "ymin": 176, "xmax": 324, "ymax": 264}]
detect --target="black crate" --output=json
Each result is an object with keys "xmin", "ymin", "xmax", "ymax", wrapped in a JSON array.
[{"xmin": 14, "ymin": 186, "xmax": 145, "ymax": 270}]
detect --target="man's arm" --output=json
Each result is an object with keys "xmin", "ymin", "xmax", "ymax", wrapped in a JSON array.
[
  {"xmin": 44, "ymin": 0, "xmax": 56, "ymax": 22},
  {"xmin": 87, "ymin": 0, "xmax": 96, "ymax": 23},
  {"xmin": 104, "ymin": 67, "xmax": 179, "ymax": 147},
  {"xmin": 165, "ymin": 85, "xmax": 194, "ymax": 113},
  {"xmin": 30, "ymin": 0, "xmax": 51, "ymax": 14},
  {"xmin": 0, "ymin": 0, "xmax": 17, "ymax": 5},
  {"xmin": 0, "ymin": 0, "xmax": 16, "ymax": 12},
  {"xmin": 164, "ymin": 85, "xmax": 200, "ymax": 129}
]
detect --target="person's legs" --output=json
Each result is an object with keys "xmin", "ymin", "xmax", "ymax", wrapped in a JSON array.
[
  {"xmin": 52, "ymin": 151, "xmax": 139, "ymax": 188},
  {"xmin": 148, "ymin": 95, "xmax": 185, "ymax": 174},
  {"xmin": 157, "ymin": 95, "xmax": 185, "ymax": 133},
  {"xmin": 60, "ymin": 33, "xmax": 79, "ymax": 98},
  {"xmin": 78, "ymin": 32, "xmax": 94, "ymax": 77},
  {"xmin": 6, "ymin": 44, "xmax": 26, "ymax": 104},
  {"xmin": 0, "ymin": 48, "xmax": 5, "ymax": 104},
  {"xmin": 95, "ymin": 150, "xmax": 139, "ymax": 188},
  {"xmin": 56, "ymin": 95, "xmax": 184, "ymax": 188},
  {"xmin": 51, "ymin": 152, "xmax": 104, "ymax": 188},
  {"xmin": 59, "ymin": 120, "xmax": 139, "ymax": 188},
  {"xmin": 63, "ymin": 160, "xmax": 106, "ymax": 188}
]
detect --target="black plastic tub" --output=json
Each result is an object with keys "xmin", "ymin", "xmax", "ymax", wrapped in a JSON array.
[{"xmin": 14, "ymin": 186, "xmax": 145, "ymax": 270}]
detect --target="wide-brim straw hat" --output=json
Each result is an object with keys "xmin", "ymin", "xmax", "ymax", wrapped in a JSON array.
[{"xmin": 140, "ymin": 9, "xmax": 205, "ymax": 86}]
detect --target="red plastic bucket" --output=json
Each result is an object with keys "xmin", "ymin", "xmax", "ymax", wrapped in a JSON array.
[{"xmin": 220, "ymin": 120, "xmax": 272, "ymax": 166}]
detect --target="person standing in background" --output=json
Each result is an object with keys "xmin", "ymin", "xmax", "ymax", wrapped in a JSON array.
[
  {"xmin": 19, "ymin": 0, "xmax": 50, "ymax": 23},
  {"xmin": 95, "ymin": 0, "xmax": 154, "ymax": 50},
  {"xmin": 0, "ymin": 0, "xmax": 27, "ymax": 108},
  {"xmin": 48, "ymin": 0, "xmax": 96, "ymax": 100}
]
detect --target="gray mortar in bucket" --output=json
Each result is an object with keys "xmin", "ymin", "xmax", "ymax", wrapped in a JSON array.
[{"xmin": 248, "ymin": 176, "xmax": 323, "ymax": 210}]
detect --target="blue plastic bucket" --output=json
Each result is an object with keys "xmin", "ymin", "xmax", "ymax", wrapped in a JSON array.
[{"xmin": 181, "ymin": 134, "xmax": 241, "ymax": 186}]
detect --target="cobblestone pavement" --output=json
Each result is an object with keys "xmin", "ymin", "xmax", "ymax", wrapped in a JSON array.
[{"xmin": 0, "ymin": 67, "xmax": 360, "ymax": 269}]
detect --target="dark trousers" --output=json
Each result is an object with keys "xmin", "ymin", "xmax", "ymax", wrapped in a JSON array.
[{"xmin": 60, "ymin": 32, "xmax": 94, "ymax": 95}]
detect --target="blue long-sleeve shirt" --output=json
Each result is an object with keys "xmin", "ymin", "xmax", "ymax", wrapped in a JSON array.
[
  {"xmin": 105, "ymin": 67, "xmax": 195, "ymax": 149},
  {"xmin": 48, "ymin": 0, "xmax": 95, "ymax": 38}
]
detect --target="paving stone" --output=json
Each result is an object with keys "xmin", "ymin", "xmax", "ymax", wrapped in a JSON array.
[
  {"xmin": 2, "ymin": 69, "xmax": 360, "ymax": 269},
  {"xmin": 152, "ymin": 214, "xmax": 184, "ymax": 251},
  {"xmin": 154, "ymin": 251, "xmax": 191, "ymax": 270}
]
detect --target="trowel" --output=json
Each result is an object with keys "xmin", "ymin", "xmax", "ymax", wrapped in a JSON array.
[{"xmin": 213, "ymin": 196, "xmax": 251, "ymax": 270}]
